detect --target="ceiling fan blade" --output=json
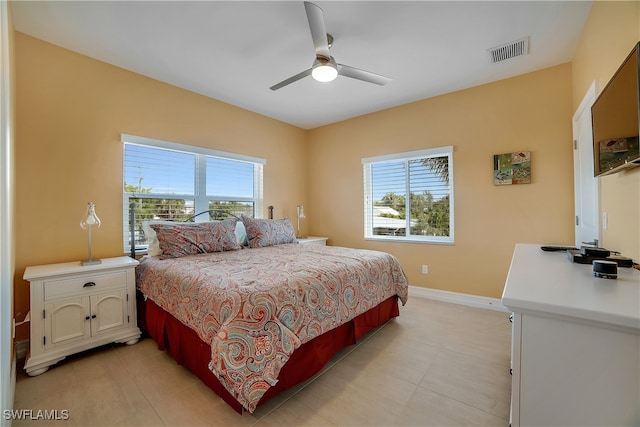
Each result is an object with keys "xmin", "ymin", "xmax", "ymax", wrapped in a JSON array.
[
  {"xmin": 337, "ymin": 64, "xmax": 392, "ymax": 86},
  {"xmin": 270, "ymin": 68, "xmax": 312, "ymax": 91},
  {"xmin": 304, "ymin": 2, "xmax": 330, "ymax": 59}
]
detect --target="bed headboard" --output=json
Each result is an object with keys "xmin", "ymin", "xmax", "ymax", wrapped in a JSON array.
[
  {"xmin": 129, "ymin": 202, "xmax": 136, "ymax": 259},
  {"xmin": 128, "ymin": 204, "xmax": 242, "ymax": 259},
  {"xmin": 184, "ymin": 210, "xmax": 240, "ymax": 222}
]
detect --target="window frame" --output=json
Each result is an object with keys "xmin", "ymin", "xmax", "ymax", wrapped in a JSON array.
[
  {"xmin": 122, "ymin": 134, "xmax": 265, "ymax": 251},
  {"xmin": 362, "ymin": 146, "xmax": 454, "ymax": 244}
]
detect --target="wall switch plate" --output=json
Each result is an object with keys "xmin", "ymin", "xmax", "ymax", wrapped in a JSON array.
[{"xmin": 421, "ymin": 265, "xmax": 429, "ymax": 274}]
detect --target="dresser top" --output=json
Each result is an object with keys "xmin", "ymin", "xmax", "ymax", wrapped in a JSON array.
[
  {"xmin": 24, "ymin": 256, "xmax": 139, "ymax": 281},
  {"xmin": 502, "ymin": 243, "xmax": 640, "ymax": 330}
]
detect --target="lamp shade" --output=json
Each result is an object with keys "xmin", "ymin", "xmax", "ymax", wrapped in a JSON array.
[{"xmin": 80, "ymin": 202, "xmax": 101, "ymax": 229}]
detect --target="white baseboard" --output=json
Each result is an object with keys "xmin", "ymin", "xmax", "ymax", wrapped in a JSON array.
[
  {"xmin": 409, "ymin": 285, "xmax": 509, "ymax": 312},
  {"xmin": 15, "ymin": 340, "xmax": 28, "ymax": 360}
]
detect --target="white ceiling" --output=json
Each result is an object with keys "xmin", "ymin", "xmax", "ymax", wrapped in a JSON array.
[{"xmin": 12, "ymin": 1, "xmax": 593, "ymax": 130}]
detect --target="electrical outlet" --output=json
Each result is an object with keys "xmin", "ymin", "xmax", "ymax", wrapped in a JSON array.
[{"xmin": 421, "ymin": 265, "xmax": 429, "ymax": 274}]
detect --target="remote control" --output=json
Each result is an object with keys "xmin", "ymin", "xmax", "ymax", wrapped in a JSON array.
[{"xmin": 540, "ymin": 245, "xmax": 578, "ymax": 252}]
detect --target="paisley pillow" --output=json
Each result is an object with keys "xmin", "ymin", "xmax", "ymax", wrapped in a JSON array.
[
  {"xmin": 150, "ymin": 219, "xmax": 241, "ymax": 258},
  {"xmin": 142, "ymin": 220, "xmax": 178, "ymax": 256},
  {"xmin": 241, "ymin": 215, "xmax": 296, "ymax": 248}
]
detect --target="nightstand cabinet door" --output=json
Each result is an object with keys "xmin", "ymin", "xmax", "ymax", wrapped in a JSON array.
[
  {"xmin": 91, "ymin": 290, "xmax": 127, "ymax": 336},
  {"xmin": 44, "ymin": 296, "xmax": 91, "ymax": 349}
]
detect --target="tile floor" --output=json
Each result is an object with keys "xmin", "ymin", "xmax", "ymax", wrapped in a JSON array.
[{"xmin": 13, "ymin": 297, "xmax": 512, "ymax": 426}]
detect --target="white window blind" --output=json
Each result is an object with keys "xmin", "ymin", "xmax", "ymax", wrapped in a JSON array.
[
  {"xmin": 122, "ymin": 134, "xmax": 265, "ymax": 250},
  {"xmin": 124, "ymin": 143, "xmax": 195, "ymax": 196},
  {"xmin": 206, "ymin": 157, "xmax": 254, "ymax": 198},
  {"xmin": 363, "ymin": 146, "xmax": 454, "ymax": 244}
]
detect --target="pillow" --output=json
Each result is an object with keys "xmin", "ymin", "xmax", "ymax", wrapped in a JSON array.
[
  {"xmin": 241, "ymin": 214, "xmax": 296, "ymax": 248},
  {"xmin": 235, "ymin": 220, "xmax": 248, "ymax": 246},
  {"xmin": 150, "ymin": 219, "xmax": 241, "ymax": 258},
  {"xmin": 142, "ymin": 220, "xmax": 178, "ymax": 256}
]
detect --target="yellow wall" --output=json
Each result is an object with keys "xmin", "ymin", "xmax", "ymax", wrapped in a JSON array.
[
  {"xmin": 308, "ymin": 64, "xmax": 575, "ymax": 298},
  {"xmin": 13, "ymin": 33, "xmax": 308, "ymax": 340},
  {"xmin": 572, "ymin": 1, "xmax": 640, "ymax": 262}
]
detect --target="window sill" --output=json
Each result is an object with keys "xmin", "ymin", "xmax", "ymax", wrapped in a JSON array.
[{"xmin": 364, "ymin": 236, "xmax": 454, "ymax": 245}]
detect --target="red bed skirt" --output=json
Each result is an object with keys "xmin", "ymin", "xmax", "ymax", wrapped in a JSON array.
[{"xmin": 139, "ymin": 294, "xmax": 400, "ymax": 414}]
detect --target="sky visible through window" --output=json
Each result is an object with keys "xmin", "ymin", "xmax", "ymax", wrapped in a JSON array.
[
  {"xmin": 371, "ymin": 160, "xmax": 448, "ymax": 201},
  {"xmin": 124, "ymin": 144, "xmax": 254, "ymax": 198},
  {"xmin": 207, "ymin": 157, "xmax": 254, "ymax": 198}
]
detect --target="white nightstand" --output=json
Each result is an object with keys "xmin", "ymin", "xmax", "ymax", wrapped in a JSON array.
[
  {"xmin": 297, "ymin": 236, "xmax": 328, "ymax": 246},
  {"xmin": 23, "ymin": 256, "xmax": 141, "ymax": 376}
]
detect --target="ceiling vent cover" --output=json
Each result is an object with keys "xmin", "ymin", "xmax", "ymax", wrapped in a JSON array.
[{"xmin": 488, "ymin": 37, "xmax": 529, "ymax": 63}]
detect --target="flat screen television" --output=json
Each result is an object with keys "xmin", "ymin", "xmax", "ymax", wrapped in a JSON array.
[{"xmin": 591, "ymin": 42, "xmax": 640, "ymax": 177}]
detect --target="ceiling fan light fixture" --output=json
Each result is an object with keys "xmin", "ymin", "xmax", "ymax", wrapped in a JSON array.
[
  {"xmin": 311, "ymin": 58, "xmax": 338, "ymax": 82},
  {"xmin": 269, "ymin": 3, "xmax": 391, "ymax": 91}
]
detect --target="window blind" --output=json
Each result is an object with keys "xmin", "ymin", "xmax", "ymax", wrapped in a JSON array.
[
  {"xmin": 363, "ymin": 146, "xmax": 454, "ymax": 244},
  {"xmin": 124, "ymin": 143, "xmax": 195, "ymax": 196}
]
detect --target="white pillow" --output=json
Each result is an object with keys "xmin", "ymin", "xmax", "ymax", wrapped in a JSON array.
[{"xmin": 235, "ymin": 220, "xmax": 248, "ymax": 246}]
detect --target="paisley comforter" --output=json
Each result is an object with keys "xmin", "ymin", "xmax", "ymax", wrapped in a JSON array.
[{"xmin": 136, "ymin": 243, "xmax": 408, "ymax": 412}]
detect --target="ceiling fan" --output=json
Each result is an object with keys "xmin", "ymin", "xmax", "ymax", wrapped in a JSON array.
[{"xmin": 270, "ymin": 1, "xmax": 392, "ymax": 91}]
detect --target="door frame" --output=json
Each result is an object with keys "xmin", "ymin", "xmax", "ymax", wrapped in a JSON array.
[{"xmin": 572, "ymin": 80, "xmax": 600, "ymax": 247}]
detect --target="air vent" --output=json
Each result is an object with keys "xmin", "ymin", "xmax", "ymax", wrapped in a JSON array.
[{"xmin": 488, "ymin": 37, "xmax": 529, "ymax": 63}]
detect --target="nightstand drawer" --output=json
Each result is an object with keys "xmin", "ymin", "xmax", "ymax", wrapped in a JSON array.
[{"xmin": 44, "ymin": 271, "xmax": 127, "ymax": 300}]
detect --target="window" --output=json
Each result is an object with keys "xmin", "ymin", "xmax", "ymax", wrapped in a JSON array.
[
  {"xmin": 362, "ymin": 146, "xmax": 454, "ymax": 244},
  {"xmin": 122, "ymin": 134, "xmax": 265, "ymax": 249}
]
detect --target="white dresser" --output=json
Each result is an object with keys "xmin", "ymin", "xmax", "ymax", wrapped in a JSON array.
[
  {"xmin": 502, "ymin": 244, "xmax": 639, "ymax": 427},
  {"xmin": 23, "ymin": 256, "xmax": 141, "ymax": 375}
]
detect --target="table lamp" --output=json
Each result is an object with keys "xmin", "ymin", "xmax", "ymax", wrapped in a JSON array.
[
  {"xmin": 80, "ymin": 202, "xmax": 102, "ymax": 265},
  {"xmin": 296, "ymin": 205, "xmax": 306, "ymax": 239}
]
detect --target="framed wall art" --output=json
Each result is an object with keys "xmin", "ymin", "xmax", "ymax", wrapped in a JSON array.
[{"xmin": 494, "ymin": 151, "xmax": 531, "ymax": 185}]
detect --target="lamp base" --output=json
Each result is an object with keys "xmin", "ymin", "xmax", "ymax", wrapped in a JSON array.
[{"xmin": 81, "ymin": 259, "xmax": 102, "ymax": 266}]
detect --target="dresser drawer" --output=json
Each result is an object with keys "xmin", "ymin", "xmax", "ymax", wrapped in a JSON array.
[{"xmin": 44, "ymin": 270, "xmax": 127, "ymax": 300}]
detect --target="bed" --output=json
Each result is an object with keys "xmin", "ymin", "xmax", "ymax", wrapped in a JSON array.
[{"xmin": 132, "ymin": 210, "xmax": 409, "ymax": 414}]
